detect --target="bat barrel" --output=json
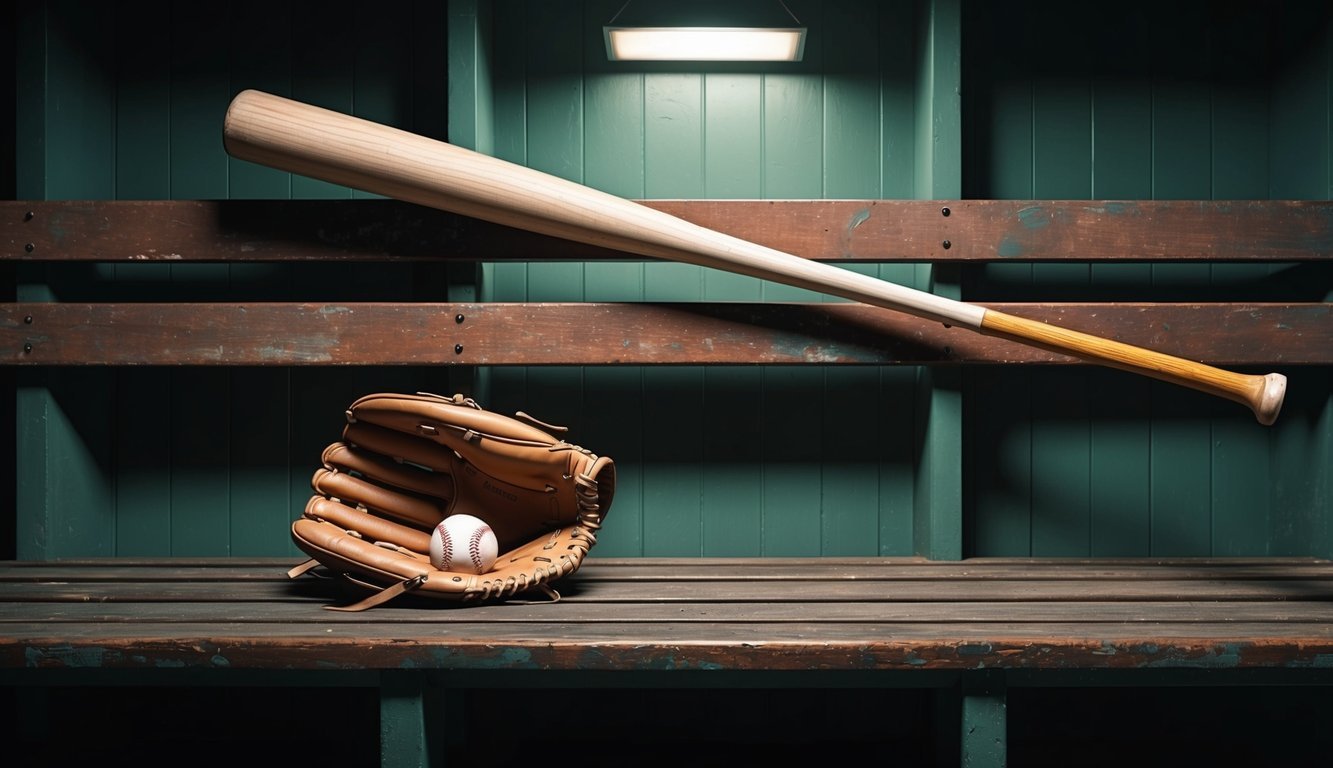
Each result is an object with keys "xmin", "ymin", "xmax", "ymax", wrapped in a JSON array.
[{"xmin": 223, "ymin": 89, "xmax": 981, "ymax": 329}]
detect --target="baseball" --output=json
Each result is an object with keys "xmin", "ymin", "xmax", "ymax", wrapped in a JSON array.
[{"xmin": 429, "ymin": 514, "xmax": 499, "ymax": 574}]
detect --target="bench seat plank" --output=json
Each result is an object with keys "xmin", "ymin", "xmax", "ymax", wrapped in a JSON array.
[
  {"xmin": 7, "ymin": 623, "xmax": 1333, "ymax": 672},
  {"xmin": 3, "ymin": 576, "xmax": 1331, "ymax": 603},
  {"xmin": 6, "ymin": 601, "xmax": 1333, "ymax": 625},
  {"xmin": 2, "ymin": 559, "xmax": 1331, "ymax": 672},
  {"xmin": 4, "ymin": 558, "xmax": 1331, "ymax": 583}
]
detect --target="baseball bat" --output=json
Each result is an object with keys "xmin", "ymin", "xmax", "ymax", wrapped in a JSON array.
[{"xmin": 222, "ymin": 89, "xmax": 1286, "ymax": 425}]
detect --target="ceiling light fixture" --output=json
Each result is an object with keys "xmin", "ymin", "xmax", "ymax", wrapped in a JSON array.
[{"xmin": 604, "ymin": 1, "xmax": 807, "ymax": 62}]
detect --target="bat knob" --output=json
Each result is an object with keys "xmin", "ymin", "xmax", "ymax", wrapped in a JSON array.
[{"xmin": 1253, "ymin": 372, "xmax": 1287, "ymax": 426}]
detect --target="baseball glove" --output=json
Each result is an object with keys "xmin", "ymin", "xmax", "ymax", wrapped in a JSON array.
[{"xmin": 287, "ymin": 392, "xmax": 615, "ymax": 610}]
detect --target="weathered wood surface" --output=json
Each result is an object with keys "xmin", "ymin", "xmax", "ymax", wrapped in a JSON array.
[
  {"xmin": 2, "ymin": 302, "xmax": 1325, "ymax": 366},
  {"xmin": 2, "ymin": 559, "xmax": 1331, "ymax": 672},
  {"xmin": 3, "ymin": 200, "xmax": 1330, "ymax": 263}
]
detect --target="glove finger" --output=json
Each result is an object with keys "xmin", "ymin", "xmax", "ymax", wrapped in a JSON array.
[
  {"xmin": 292, "ymin": 518, "xmax": 434, "ymax": 580},
  {"xmin": 312, "ymin": 467, "xmax": 446, "ymax": 530},
  {"xmin": 323, "ymin": 442, "xmax": 454, "ymax": 500},
  {"xmin": 343, "ymin": 422, "xmax": 458, "ymax": 473},
  {"xmin": 304, "ymin": 497, "xmax": 433, "ymax": 553}
]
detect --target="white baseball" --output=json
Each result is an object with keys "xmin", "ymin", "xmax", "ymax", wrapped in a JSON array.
[{"xmin": 429, "ymin": 514, "xmax": 498, "ymax": 574}]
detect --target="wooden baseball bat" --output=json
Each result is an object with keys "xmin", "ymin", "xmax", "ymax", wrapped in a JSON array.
[{"xmin": 222, "ymin": 89, "xmax": 1286, "ymax": 425}]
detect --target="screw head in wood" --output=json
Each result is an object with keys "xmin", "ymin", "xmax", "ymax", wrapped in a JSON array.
[
  {"xmin": 23, "ymin": 343, "xmax": 32, "ymax": 353},
  {"xmin": 24, "ymin": 243, "xmax": 34, "ymax": 253},
  {"xmin": 942, "ymin": 240, "xmax": 952, "ymax": 249},
  {"xmin": 454, "ymin": 344, "xmax": 464, "ymax": 354},
  {"xmin": 23, "ymin": 315, "xmax": 32, "ymax": 324},
  {"xmin": 455, "ymin": 314, "xmax": 465, "ymax": 324},
  {"xmin": 24, "ymin": 211, "xmax": 34, "ymax": 221},
  {"xmin": 941, "ymin": 207, "xmax": 950, "ymax": 217}
]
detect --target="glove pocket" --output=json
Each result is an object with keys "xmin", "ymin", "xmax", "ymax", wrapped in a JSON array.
[{"xmin": 291, "ymin": 519, "xmax": 481, "ymax": 605}]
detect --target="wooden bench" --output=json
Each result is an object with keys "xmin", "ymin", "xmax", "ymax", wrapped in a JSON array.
[{"xmin": 1, "ymin": 199, "xmax": 1331, "ymax": 767}]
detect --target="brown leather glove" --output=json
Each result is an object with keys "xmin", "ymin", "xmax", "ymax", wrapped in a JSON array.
[{"xmin": 288, "ymin": 393, "xmax": 615, "ymax": 610}]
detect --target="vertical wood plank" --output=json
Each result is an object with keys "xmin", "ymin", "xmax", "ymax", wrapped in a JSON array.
[
  {"xmin": 170, "ymin": 2, "xmax": 230, "ymax": 200},
  {"xmin": 1265, "ymin": 1, "xmax": 1331, "ymax": 557},
  {"xmin": 961, "ymin": 0, "xmax": 1028, "ymax": 557},
  {"xmin": 227, "ymin": 0, "xmax": 297, "ymax": 557},
  {"xmin": 699, "ymin": 367, "xmax": 763, "ymax": 556},
  {"xmin": 1148, "ymin": 2, "xmax": 1214, "ymax": 556},
  {"xmin": 761, "ymin": 60, "xmax": 824, "ymax": 556},
  {"xmin": 824, "ymin": 0, "xmax": 881, "ymax": 201},
  {"xmin": 914, "ymin": 0, "xmax": 963, "ymax": 561},
  {"xmin": 880, "ymin": 0, "xmax": 916, "ymax": 201},
  {"xmin": 581, "ymin": 4, "xmax": 645, "ymax": 556},
  {"xmin": 20, "ymin": 3, "xmax": 118, "ymax": 558},
  {"xmin": 45, "ymin": 375, "xmax": 116, "ymax": 557},
  {"xmin": 699, "ymin": 71, "xmax": 763, "ymax": 556},
  {"xmin": 579, "ymin": 364, "xmax": 644, "ymax": 557},
  {"xmin": 483, "ymin": 0, "xmax": 530, "ymax": 416},
  {"xmin": 447, "ymin": 0, "xmax": 494, "ymax": 155},
  {"xmin": 114, "ymin": 368, "xmax": 172, "ymax": 557},
  {"xmin": 291, "ymin": 0, "xmax": 355, "ymax": 200},
  {"xmin": 821, "ymin": 1, "xmax": 885, "ymax": 556},
  {"xmin": 1028, "ymin": 16, "xmax": 1092, "ymax": 555},
  {"xmin": 640, "ymin": 66, "xmax": 706, "ymax": 556},
  {"xmin": 1087, "ymin": 5, "xmax": 1153, "ymax": 556},
  {"xmin": 1089, "ymin": 367, "xmax": 1151, "ymax": 556},
  {"xmin": 14, "ymin": 4, "xmax": 48, "ymax": 558},
  {"xmin": 519, "ymin": 1, "xmax": 586, "ymax": 525},
  {"xmin": 410, "ymin": 0, "xmax": 450, "ymax": 143},
  {"xmin": 380, "ymin": 672, "xmax": 428, "ymax": 768},
  {"xmin": 229, "ymin": 0, "xmax": 293, "ymax": 197},
  {"xmin": 111, "ymin": 2, "xmax": 174, "ymax": 556},
  {"xmin": 44, "ymin": 1, "xmax": 116, "ymax": 199},
  {"xmin": 642, "ymin": 368, "xmax": 704, "ymax": 556},
  {"xmin": 229, "ymin": 366, "xmax": 292, "ymax": 557},
  {"xmin": 879, "ymin": 366, "xmax": 917, "ymax": 555},
  {"xmin": 1029, "ymin": 370, "xmax": 1090, "ymax": 556},
  {"xmin": 411, "ymin": 0, "xmax": 455, "ymax": 415},
  {"xmin": 701, "ymin": 73, "xmax": 765, "ymax": 293},
  {"xmin": 822, "ymin": 367, "xmax": 882, "ymax": 555},
  {"xmin": 523, "ymin": 0, "xmax": 585, "ymax": 300},
  {"xmin": 961, "ymin": 673, "xmax": 1007, "ymax": 768},
  {"xmin": 169, "ymin": 369, "xmax": 230, "ymax": 556},
  {"xmin": 966, "ymin": 369, "xmax": 1032, "ymax": 556},
  {"xmin": 1208, "ymin": 3, "xmax": 1274, "ymax": 556},
  {"xmin": 353, "ymin": 0, "xmax": 415, "ymax": 195},
  {"xmin": 167, "ymin": 2, "xmax": 232, "ymax": 556},
  {"xmin": 116, "ymin": 1, "xmax": 172, "ymax": 202}
]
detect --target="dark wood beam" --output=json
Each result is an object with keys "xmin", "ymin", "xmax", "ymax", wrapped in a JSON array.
[
  {"xmin": 3, "ymin": 200, "xmax": 1330, "ymax": 263},
  {"xmin": 1, "ymin": 302, "xmax": 1324, "ymax": 366}
]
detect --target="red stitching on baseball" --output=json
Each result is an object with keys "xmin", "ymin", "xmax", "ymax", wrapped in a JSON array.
[
  {"xmin": 469, "ymin": 526, "xmax": 491, "ymax": 573},
  {"xmin": 439, "ymin": 525, "xmax": 452, "ymax": 568}
]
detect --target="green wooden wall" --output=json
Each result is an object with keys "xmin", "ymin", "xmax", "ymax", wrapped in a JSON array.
[
  {"xmin": 469, "ymin": 0, "xmax": 943, "ymax": 558},
  {"xmin": 14, "ymin": 0, "xmax": 455, "ymax": 559},
  {"xmin": 962, "ymin": 0, "xmax": 1332, "ymax": 558},
  {"xmin": 9, "ymin": 0, "xmax": 1331, "ymax": 561}
]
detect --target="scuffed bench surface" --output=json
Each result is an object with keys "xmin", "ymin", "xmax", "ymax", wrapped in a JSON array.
[{"xmin": 2, "ymin": 558, "xmax": 1332, "ymax": 672}]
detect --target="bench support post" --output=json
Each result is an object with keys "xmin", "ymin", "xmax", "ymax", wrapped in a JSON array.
[
  {"xmin": 381, "ymin": 671, "xmax": 431, "ymax": 768},
  {"xmin": 960, "ymin": 671, "xmax": 1007, "ymax": 768}
]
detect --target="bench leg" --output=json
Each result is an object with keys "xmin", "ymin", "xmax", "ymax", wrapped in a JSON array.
[
  {"xmin": 381, "ymin": 671, "xmax": 430, "ymax": 768},
  {"xmin": 960, "ymin": 671, "xmax": 1007, "ymax": 768}
]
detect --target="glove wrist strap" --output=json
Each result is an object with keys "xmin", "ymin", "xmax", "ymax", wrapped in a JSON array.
[{"xmin": 326, "ymin": 573, "xmax": 428, "ymax": 612}]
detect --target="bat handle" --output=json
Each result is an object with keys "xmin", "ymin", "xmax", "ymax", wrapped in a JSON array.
[{"xmin": 979, "ymin": 309, "xmax": 1287, "ymax": 425}]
